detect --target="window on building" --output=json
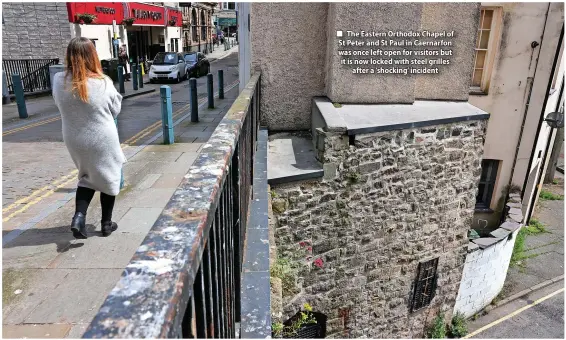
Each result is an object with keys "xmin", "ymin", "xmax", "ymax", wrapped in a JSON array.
[
  {"xmin": 201, "ymin": 11, "xmax": 206, "ymax": 40},
  {"xmin": 228, "ymin": 2, "xmax": 236, "ymax": 10},
  {"xmin": 471, "ymin": 8, "xmax": 501, "ymax": 94},
  {"xmin": 192, "ymin": 8, "xmax": 198, "ymax": 41},
  {"xmin": 476, "ymin": 159, "xmax": 500, "ymax": 210}
]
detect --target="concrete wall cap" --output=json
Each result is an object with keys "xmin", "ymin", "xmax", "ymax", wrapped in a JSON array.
[{"xmin": 312, "ymin": 97, "xmax": 348, "ymax": 133}]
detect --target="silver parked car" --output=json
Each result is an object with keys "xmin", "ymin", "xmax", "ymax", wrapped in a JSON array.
[{"xmin": 148, "ymin": 52, "xmax": 187, "ymax": 83}]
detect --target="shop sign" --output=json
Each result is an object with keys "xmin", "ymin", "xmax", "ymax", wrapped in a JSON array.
[
  {"xmin": 127, "ymin": 3, "xmax": 165, "ymax": 26},
  {"xmin": 66, "ymin": 2, "xmax": 123, "ymax": 25},
  {"xmin": 166, "ymin": 8, "xmax": 183, "ymax": 27},
  {"xmin": 218, "ymin": 18, "xmax": 236, "ymax": 26}
]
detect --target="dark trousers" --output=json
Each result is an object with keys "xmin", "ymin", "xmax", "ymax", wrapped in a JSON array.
[{"xmin": 75, "ymin": 186, "xmax": 116, "ymax": 223}]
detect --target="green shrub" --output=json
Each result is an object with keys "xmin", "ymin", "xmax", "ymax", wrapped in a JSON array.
[
  {"xmin": 448, "ymin": 313, "xmax": 468, "ymax": 338},
  {"xmin": 539, "ymin": 189, "xmax": 563, "ymax": 201},
  {"xmin": 427, "ymin": 314, "xmax": 447, "ymax": 338}
]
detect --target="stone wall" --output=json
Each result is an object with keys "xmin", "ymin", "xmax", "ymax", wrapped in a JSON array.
[
  {"xmin": 270, "ymin": 120, "xmax": 488, "ymax": 338},
  {"xmin": 454, "ymin": 193, "xmax": 523, "ymax": 318},
  {"xmin": 2, "ymin": 2, "xmax": 71, "ymax": 60}
]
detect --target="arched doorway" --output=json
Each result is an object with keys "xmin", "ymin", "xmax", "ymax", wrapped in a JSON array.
[{"xmin": 200, "ymin": 10, "xmax": 206, "ymax": 53}]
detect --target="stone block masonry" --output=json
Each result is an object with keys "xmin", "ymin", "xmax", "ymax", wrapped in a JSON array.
[
  {"xmin": 2, "ymin": 2, "xmax": 72, "ymax": 60},
  {"xmin": 270, "ymin": 119, "xmax": 488, "ymax": 338}
]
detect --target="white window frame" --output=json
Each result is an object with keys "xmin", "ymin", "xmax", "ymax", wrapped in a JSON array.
[{"xmin": 470, "ymin": 6, "xmax": 503, "ymax": 95}]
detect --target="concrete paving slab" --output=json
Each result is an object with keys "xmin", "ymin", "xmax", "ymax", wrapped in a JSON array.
[
  {"xmin": 2, "ymin": 323, "xmax": 72, "ymax": 338},
  {"xmin": 3, "ymin": 232, "xmax": 75, "ymax": 269},
  {"xmin": 141, "ymin": 160, "xmax": 193, "ymax": 175},
  {"xmin": 116, "ymin": 208, "xmax": 163, "ymax": 233},
  {"xmin": 128, "ymin": 151, "xmax": 182, "ymax": 163},
  {"xmin": 49, "ymin": 232, "xmax": 146, "ymax": 269},
  {"xmin": 126, "ymin": 187, "xmax": 177, "ymax": 208},
  {"xmin": 267, "ymin": 132, "xmax": 323, "ymax": 184},
  {"xmin": 137, "ymin": 173, "xmax": 162, "ymax": 190},
  {"xmin": 180, "ymin": 131, "xmax": 213, "ymax": 139},
  {"xmin": 143, "ymin": 142, "xmax": 203, "ymax": 153},
  {"xmin": 151, "ymin": 173, "xmax": 184, "ymax": 188},
  {"xmin": 2, "ymin": 268, "xmax": 72, "ymax": 324},
  {"xmin": 175, "ymin": 152, "xmax": 199, "ymax": 167},
  {"xmin": 65, "ymin": 323, "xmax": 89, "ymax": 338},
  {"xmin": 24, "ymin": 269, "xmax": 122, "ymax": 324}
]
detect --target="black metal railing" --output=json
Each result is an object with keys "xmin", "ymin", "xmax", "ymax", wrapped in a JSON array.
[
  {"xmin": 2, "ymin": 58, "xmax": 59, "ymax": 94},
  {"xmin": 82, "ymin": 72, "xmax": 262, "ymax": 338}
]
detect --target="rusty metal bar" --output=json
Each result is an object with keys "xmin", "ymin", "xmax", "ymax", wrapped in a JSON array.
[
  {"xmin": 195, "ymin": 265, "xmax": 207, "ymax": 338},
  {"xmin": 203, "ymin": 240, "xmax": 215, "ymax": 337},
  {"xmin": 210, "ymin": 221, "xmax": 222, "ymax": 338}
]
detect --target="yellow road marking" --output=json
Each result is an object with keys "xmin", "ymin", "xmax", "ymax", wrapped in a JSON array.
[
  {"xmin": 2, "ymin": 80, "xmax": 240, "ymax": 222},
  {"xmin": 3, "ymin": 116, "xmax": 61, "ymax": 136},
  {"xmin": 2, "ymin": 170, "xmax": 78, "ymax": 214},
  {"xmin": 2, "ymin": 175, "xmax": 77, "ymax": 222},
  {"xmin": 463, "ymin": 287, "xmax": 564, "ymax": 338}
]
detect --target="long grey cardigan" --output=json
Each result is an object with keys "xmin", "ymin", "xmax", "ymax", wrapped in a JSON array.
[{"xmin": 52, "ymin": 72, "xmax": 125, "ymax": 196}]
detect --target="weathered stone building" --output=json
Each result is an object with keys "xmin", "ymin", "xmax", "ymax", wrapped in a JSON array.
[
  {"xmin": 244, "ymin": 2, "xmax": 496, "ymax": 337},
  {"xmin": 180, "ymin": 2, "xmax": 216, "ymax": 53},
  {"xmin": 2, "ymin": 2, "xmax": 71, "ymax": 60}
]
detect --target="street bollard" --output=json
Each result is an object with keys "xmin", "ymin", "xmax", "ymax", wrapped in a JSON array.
[
  {"xmin": 207, "ymin": 73, "xmax": 214, "ymax": 109},
  {"xmin": 132, "ymin": 64, "xmax": 138, "ymax": 91},
  {"xmin": 2, "ymin": 70, "xmax": 9, "ymax": 105},
  {"xmin": 114, "ymin": 118, "xmax": 125, "ymax": 189},
  {"xmin": 189, "ymin": 78, "xmax": 198, "ymax": 122},
  {"xmin": 138, "ymin": 65, "xmax": 143, "ymax": 89},
  {"xmin": 11, "ymin": 74, "xmax": 28, "ymax": 119},
  {"xmin": 218, "ymin": 69, "xmax": 224, "ymax": 99},
  {"xmin": 117, "ymin": 65, "xmax": 125, "ymax": 94},
  {"xmin": 160, "ymin": 86, "xmax": 174, "ymax": 145}
]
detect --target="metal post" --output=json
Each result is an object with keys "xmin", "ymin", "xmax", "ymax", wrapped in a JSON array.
[
  {"xmin": 218, "ymin": 69, "xmax": 224, "ymax": 99},
  {"xmin": 190, "ymin": 78, "xmax": 198, "ymax": 122},
  {"xmin": 117, "ymin": 65, "xmax": 125, "ymax": 94},
  {"xmin": 11, "ymin": 74, "xmax": 28, "ymax": 119},
  {"xmin": 207, "ymin": 73, "xmax": 214, "ymax": 109},
  {"xmin": 132, "ymin": 64, "xmax": 138, "ymax": 91},
  {"xmin": 115, "ymin": 118, "xmax": 125, "ymax": 189},
  {"xmin": 2, "ymin": 70, "xmax": 9, "ymax": 105},
  {"xmin": 160, "ymin": 86, "xmax": 174, "ymax": 145},
  {"xmin": 138, "ymin": 65, "xmax": 143, "ymax": 88}
]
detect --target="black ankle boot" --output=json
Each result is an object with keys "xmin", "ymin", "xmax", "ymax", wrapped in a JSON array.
[
  {"xmin": 71, "ymin": 212, "xmax": 88, "ymax": 239},
  {"xmin": 101, "ymin": 221, "xmax": 118, "ymax": 237}
]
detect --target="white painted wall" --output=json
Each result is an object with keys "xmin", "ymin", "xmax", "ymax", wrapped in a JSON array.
[
  {"xmin": 69, "ymin": 23, "xmax": 129, "ymax": 60},
  {"xmin": 453, "ymin": 229, "xmax": 519, "ymax": 318},
  {"xmin": 166, "ymin": 26, "xmax": 182, "ymax": 52}
]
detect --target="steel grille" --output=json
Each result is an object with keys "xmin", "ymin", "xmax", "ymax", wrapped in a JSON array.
[{"xmin": 411, "ymin": 258, "xmax": 439, "ymax": 312}]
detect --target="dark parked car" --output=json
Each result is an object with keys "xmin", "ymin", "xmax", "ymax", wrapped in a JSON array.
[{"xmin": 184, "ymin": 52, "xmax": 210, "ymax": 78}]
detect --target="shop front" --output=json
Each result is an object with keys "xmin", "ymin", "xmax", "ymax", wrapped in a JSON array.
[{"xmin": 66, "ymin": 2, "xmax": 182, "ymax": 68}]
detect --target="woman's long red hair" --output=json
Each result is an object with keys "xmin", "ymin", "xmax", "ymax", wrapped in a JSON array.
[{"xmin": 65, "ymin": 37, "xmax": 104, "ymax": 102}]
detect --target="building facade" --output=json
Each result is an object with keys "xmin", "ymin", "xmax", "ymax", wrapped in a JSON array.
[
  {"xmin": 2, "ymin": 2, "xmax": 71, "ymax": 60},
  {"xmin": 66, "ymin": 2, "xmax": 183, "ymax": 65},
  {"xmin": 242, "ymin": 2, "xmax": 564, "ymax": 338},
  {"xmin": 180, "ymin": 2, "xmax": 216, "ymax": 53},
  {"xmin": 216, "ymin": 2, "xmax": 236, "ymax": 37},
  {"xmin": 467, "ymin": 2, "xmax": 563, "ymax": 231}
]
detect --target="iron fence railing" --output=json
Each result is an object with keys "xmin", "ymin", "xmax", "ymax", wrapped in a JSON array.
[
  {"xmin": 82, "ymin": 72, "xmax": 261, "ymax": 338},
  {"xmin": 2, "ymin": 58, "xmax": 59, "ymax": 94}
]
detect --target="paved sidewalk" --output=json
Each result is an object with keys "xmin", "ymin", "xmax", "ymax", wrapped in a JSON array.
[
  {"xmin": 207, "ymin": 43, "xmax": 238, "ymax": 62},
  {"xmin": 2, "ymin": 75, "xmax": 157, "ymax": 125},
  {"xmin": 494, "ymin": 174, "xmax": 564, "ymax": 303},
  {"xmin": 1, "ymin": 86, "xmax": 239, "ymax": 338}
]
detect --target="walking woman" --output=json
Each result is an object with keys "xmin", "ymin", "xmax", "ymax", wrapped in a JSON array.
[
  {"xmin": 52, "ymin": 37, "xmax": 125, "ymax": 239},
  {"xmin": 118, "ymin": 45, "xmax": 130, "ymax": 81}
]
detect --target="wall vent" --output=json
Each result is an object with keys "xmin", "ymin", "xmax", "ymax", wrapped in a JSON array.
[{"xmin": 411, "ymin": 257, "xmax": 439, "ymax": 312}]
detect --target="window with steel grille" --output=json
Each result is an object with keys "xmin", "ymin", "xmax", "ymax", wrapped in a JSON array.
[{"xmin": 411, "ymin": 258, "xmax": 439, "ymax": 312}]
